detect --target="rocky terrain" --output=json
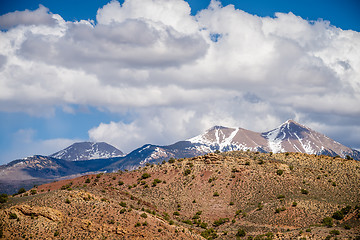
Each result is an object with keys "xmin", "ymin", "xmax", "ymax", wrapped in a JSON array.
[{"xmin": 1, "ymin": 151, "xmax": 359, "ymax": 239}]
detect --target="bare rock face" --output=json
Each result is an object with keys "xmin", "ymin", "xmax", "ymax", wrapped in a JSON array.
[{"xmin": 13, "ymin": 205, "xmax": 63, "ymax": 222}]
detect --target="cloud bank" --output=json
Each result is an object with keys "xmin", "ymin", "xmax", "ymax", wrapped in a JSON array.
[{"xmin": 0, "ymin": 0, "xmax": 359, "ymax": 154}]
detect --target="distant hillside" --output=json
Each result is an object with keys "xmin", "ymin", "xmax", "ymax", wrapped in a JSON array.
[
  {"xmin": 1, "ymin": 152, "xmax": 359, "ymax": 239},
  {"xmin": 0, "ymin": 155, "xmax": 120, "ymax": 194}
]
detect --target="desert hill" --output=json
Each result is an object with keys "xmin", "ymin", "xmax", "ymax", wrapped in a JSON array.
[{"xmin": 1, "ymin": 151, "xmax": 359, "ymax": 239}]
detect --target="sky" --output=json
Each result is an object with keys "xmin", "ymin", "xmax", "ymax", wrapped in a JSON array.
[{"xmin": 0, "ymin": 0, "xmax": 359, "ymax": 164}]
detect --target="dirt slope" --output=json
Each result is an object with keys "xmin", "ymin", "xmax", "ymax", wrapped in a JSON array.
[{"xmin": 1, "ymin": 151, "xmax": 359, "ymax": 239}]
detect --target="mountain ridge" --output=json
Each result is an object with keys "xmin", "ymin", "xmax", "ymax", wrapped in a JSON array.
[
  {"xmin": 1, "ymin": 120, "xmax": 359, "ymax": 194},
  {"xmin": 188, "ymin": 119, "xmax": 359, "ymax": 160}
]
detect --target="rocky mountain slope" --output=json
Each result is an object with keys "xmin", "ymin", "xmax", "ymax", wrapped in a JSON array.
[
  {"xmin": 188, "ymin": 120, "xmax": 359, "ymax": 160},
  {"xmin": 50, "ymin": 142, "xmax": 124, "ymax": 161},
  {"xmin": 1, "ymin": 151, "xmax": 359, "ymax": 239}
]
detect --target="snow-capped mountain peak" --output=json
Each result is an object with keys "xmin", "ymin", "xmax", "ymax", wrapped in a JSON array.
[
  {"xmin": 50, "ymin": 142, "xmax": 125, "ymax": 161},
  {"xmin": 185, "ymin": 120, "xmax": 359, "ymax": 160}
]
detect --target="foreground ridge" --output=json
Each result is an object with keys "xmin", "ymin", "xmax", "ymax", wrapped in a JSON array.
[{"xmin": 1, "ymin": 151, "xmax": 359, "ymax": 239}]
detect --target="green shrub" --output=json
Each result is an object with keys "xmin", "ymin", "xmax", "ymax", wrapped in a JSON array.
[
  {"xmin": 9, "ymin": 212, "xmax": 17, "ymax": 219},
  {"xmin": 30, "ymin": 189, "xmax": 37, "ymax": 195},
  {"xmin": 201, "ymin": 228, "xmax": 217, "ymax": 239},
  {"xmin": 85, "ymin": 178, "xmax": 91, "ymax": 183},
  {"xmin": 213, "ymin": 192, "xmax": 219, "ymax": 197},
  {"xmin": 301, "ymin": 189, "xmax": 309, "ymax": 195},
  {"xmin": 119, "ymin": 201, "xmax": 127, "ymax": 207},
  {"xmin": 236, "ymin": 228, "xmax": 246, "ymax": 237},
  {"xmin": 173, "ymin": 211, "xmax": 180, "ymax": 216},
  {"xmin": 192, "ymin": 214, "xmax": 200, "ymax": 219},
  {"xmin": 0, "ymin": 193, "xmax": 8, "ymax": 203},
  {"xmin": 184, "ymin": 169, "xmax": 191, "ymax": 176},
  {"xmin": 277, "ymin": 194, "xmax": 285, "ymax": 199},
  {"xmin": 141, "ymin": 173, "xmax": 151, "ymax": 179},
  {"xmin": 152, "ymin": 178, "xmax": 162, "ymax": 186},
  {"xmin": 329, "ymin": 229, "xmax": 340, "ymax": 235},
  {"xmin": 229, "ymin": 201, "xmax": 234, "ymax": 205},
  {"xmin": 182, "ymin": 219, "xmax": 193, "ymax": 225},
  {"xmin": 292, "ymin": 202, "xmax": 297, "ymax": 207},
  {"xmin": 344, "ymin": 224, "xmax": 351, "ymax": 230},
  {"xmin": 276, "ymin": 169, "xmax": 283, "ymax": 176},
  {"xmin": 17, "ymin": 188, "xmax": 26, "ymax": 194},
  {"xmin": 213, "ymin": 218, "xmax": 229, "ymax": 227},
  {"xmin": 168, "ymin": 157, "xmax": 175, "ymax": 163},
  {"xmin": 65, "ymin": 198, "xmax": 71, "ymax": 204},
  {"xmin": 120, "ymin": 208, "xmax": 126, "ymax": 214},
  {"xmin": 341, "ymin": 205, "xmax": 351, "ymax": 215},
  {"xmin": 323, "ymin": 217, "xmax": 333, "ymax": 227},
  {"xmin": 135, "ymin": 222, "xmax": 141, "ymax": 227},
  {"xmin": 332, "ymin": 211, "xmax": 344, "ymax": 220},
  {"xmin": 54, "ymin": 230, "xmax": 59, "ymax": 237},
  {"xmin": 140, "ymin": 213, "xmax": 147, "ymax": 218},
  {"xmin": 153, "ymin": 178, "xmax": 162, "ymax": 184},
  {"xmin": 142, "ymin": 221, "xmax": 148, "ymax": 226},
  {"xmin": 199, "ymin": 222, "xmax": 208, "ymax": 229},
  {"xmin": 118, "ymin": 180, "xmax": 124, "ymax": 185}
]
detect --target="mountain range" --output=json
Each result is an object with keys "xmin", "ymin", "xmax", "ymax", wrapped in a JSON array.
[{"xmin": 0, "ymin": 120, "xmax": 359, "ymax": 194}]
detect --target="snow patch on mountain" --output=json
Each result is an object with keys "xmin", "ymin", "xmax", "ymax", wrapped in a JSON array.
[
  {"xmin": 188, "ymin": 127, "xmax": 243, "ymax": 152},
  {"xmin": 140, "ymin": 147, "xmax": 168, "ymax": 165},
  {"xmin": 263, "ymin": 127, "xmax": 284, "ymax": 153}
]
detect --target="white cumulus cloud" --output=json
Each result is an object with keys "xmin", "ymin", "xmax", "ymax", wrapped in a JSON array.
[{"xmin": 0, "ymin": 0, "xmax": 360, "ymax": 154}]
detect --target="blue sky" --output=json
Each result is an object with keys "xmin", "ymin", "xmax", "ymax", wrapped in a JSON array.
[
  {"xmin": 0, "ymin": 0, "xmax": 359, "ymax": 164},
  {"xmin": 1, "ymin": 0, "xmax": 359, "ymax": 30}
]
